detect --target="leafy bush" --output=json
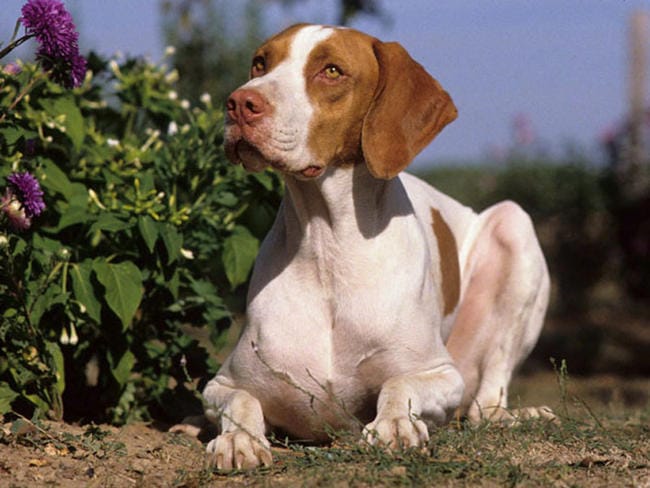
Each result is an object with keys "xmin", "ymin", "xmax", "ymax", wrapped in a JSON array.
[{"xmin": 0, "ymin": 53, "xmax": 282, "ymax": 423}]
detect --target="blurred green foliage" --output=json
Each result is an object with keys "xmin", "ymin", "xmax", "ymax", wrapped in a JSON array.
[
  {"xmin": 160, "ymin": 0, "xmax": 264, "ymax": 106},
  {"xmin": 159, "ymin": 0, "xmax": 384, "ymax": 106}
]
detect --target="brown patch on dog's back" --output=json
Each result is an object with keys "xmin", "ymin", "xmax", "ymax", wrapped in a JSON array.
[{"xmin": 431, "ymin": 208, "xmax": 460, "ymax": 315}]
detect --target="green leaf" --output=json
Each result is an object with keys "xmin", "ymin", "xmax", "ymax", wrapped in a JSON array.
[
  {"xmin": 0, "ymin": 126, "xmax": 36, "ymax": 147},
  {"xmin": 39, "ymin": 160, "xmax": 73, "ymax": 199},
  {"xmin": 29, "ymin": 284, "xmax": 66, "ymax": 326},
  {"xmin": 159, "ymin": 223, "xmax": 182, "ymax": 264},
  {"xmin": 168, "ymin": 268, "xmax": 180, "ymax": 300},
  {"xmin": 22, "ymin": 393, "xmax": 49, "ymax": 413},
  {"xmin": 222, "ymin": 226, "xmax": 259, "ymax": 288},
  {"xmin": 0, "ymin": 383, "xmax": 19, "ymax": 415},
  {"xmin": 111, "ymin": 349, "xmax": 135, "ymax": 387},
  {"xmin": 12, "ymin": 237, "xmax": 28, "ymax": 257},
  {"xmin": 45, "ymin": 341, "xmax": 65, "ymax": 397},
  {"xmin": 55, "ymin": 205, "xmax": 91, "ymax": 231},
  {"xmin": 93, "ymin": 260, "xmax": 143, "ymax": 330},
  {"xmin": 70, "ymin": 260, "xmax": 101, "ymax": 322},
  {"xmin": 90, "ymin": 214, "xmax": 133, "ymax": 234},
  {"xmin": 40, "ymin": 95, "xmax": 85, "ymax": 151},
  {"xmin": 31, "ymin": 234, "xmax": 64, "ymax": 254},
  {"xmin": 215, "ymin": 191, "xmax": 238, "ymax": 207},
  {"xmin": 252, "ymin": 170, "xmax": 276, "ymax": 191},
  {"xmin": 138, "ymin": 215, "xmax": 158, "ymax": 253}
]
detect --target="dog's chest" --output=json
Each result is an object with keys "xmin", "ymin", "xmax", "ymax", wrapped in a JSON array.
[{"xmin": 235, "ymin": 242, "xmax": 442, "ymax": 435}]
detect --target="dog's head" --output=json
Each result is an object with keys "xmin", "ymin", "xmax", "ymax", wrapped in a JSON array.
[{"xmin": 224, "ymin": 24, "xmax": 457, "ymax": 180}]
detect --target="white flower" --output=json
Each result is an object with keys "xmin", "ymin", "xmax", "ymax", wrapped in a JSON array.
[
  {"xmin": 164, "ymin": 46, "xmax": 176, "ymax": 57},
  {"xmin": 0, "ymin": 234, "xmax": 8, "ymax": 248},
  {"xmin": 180, "ymin": 248, "xmax": 194, "ymax": 260},
  {"xmin": 200, "ymin": 93, "xmax": 212, "ymax": 105},
  {"xmin": 168, "ymin": 90, "xmax": 178, "ymax": 101},
  {"xmin": 107, "ymin": 138, "xmax": 119, "ymax": 147},
  {"xmin": 88, "ymin": 189, "xmax": 106, "ymax": 210},
  {"xmin": 180, "ymin": 99, "xmax": 190, "ymax": 110},
  {"xmin": 60, "ymin": 327, "xmax": 70, "ymax": 345},
  {"xmin": 69, "ymin": 324, "xmax": 79, "ymax": 346},
  {"xmin": 167, "ymin": 121, "xmax": 178, "ymax": 136},
  {"xmin": 109, "ymin": 59, "xmax": 120, "ymax": 75},
  {"xmin": 165, "ymin": 69, "xmax": 179, "ymax": 84}
]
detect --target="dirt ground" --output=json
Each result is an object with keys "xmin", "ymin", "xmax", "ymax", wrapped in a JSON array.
[{"xmin": 1, "ymin": 371, "xmax": 648, "ymax": 487}]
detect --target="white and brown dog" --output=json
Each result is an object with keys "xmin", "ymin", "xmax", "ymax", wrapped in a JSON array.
[{"xmin": 202, "ymin": 24, "xmax": 553, "ymax": 470}]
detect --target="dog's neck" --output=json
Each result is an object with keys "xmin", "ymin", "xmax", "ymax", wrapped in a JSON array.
[{"xmin": 281, "ymin": 163, "xmax": 407, "ymax": 241}]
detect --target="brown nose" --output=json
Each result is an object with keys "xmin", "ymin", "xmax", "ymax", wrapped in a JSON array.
[{"xmin": 226, "ymin": 89, "xmax": 268, "ymax": 125}]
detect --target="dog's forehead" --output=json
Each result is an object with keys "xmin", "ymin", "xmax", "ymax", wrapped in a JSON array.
[
  {"xmin": 255, "ymin": 24, "xmax": 337, "ymax": 73},
  {"xmin": 289, "ymin": 25, "xmax": 336, "ymax": 63}
]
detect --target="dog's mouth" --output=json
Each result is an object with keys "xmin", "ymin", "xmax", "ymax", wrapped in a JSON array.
[
  {"xmin": 227, "ymin": 137, "xmax": 325, "ymax": 180},
  {"xmin": 227, "ymin": 139, "xmax": 269, "ymax": 172},
  {"xmin": 298, "ymin": 166, "xmax": 324, "ymax": 179}
]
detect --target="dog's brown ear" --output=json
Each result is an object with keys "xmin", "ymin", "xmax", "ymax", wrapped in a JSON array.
[{"xmin": 362, "ymin": 41, "xmax": 457, "ymax": 179}]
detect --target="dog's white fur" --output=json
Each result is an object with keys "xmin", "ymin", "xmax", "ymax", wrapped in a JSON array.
[{"xmin": 201, "ymin": 24, "xmax": 552, "ymax": 470}]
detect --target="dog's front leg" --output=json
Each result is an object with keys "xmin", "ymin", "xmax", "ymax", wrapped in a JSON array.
[
  {"xmin": 203, "ymin": 377, "xmax": 272, "ymax": 470},
  {"xmin": 363, "ymin": 365, "xmax": 464, "ymax": 449}
]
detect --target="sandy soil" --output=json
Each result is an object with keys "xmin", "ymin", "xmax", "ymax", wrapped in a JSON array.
[{"xmin": 1, "ymin": 372, "xmax": 648, "ymax": 487}]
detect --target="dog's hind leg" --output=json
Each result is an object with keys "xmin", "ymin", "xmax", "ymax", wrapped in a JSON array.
[{"xmin": 446, "ymin": 201, "xmax": 555, "ymax": 424}]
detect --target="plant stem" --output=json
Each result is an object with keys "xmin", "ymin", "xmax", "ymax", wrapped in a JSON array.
[
  {"xmin": 0, "ymin": 34, "xmax": 34, "ymax": 60},
  {"xmin": 0, "ymin": 70, "xmax": 44, "ymax": 124}
]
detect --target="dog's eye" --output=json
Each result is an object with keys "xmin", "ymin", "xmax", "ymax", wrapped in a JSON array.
[
  {"xmin": 323, "ymin": 64, "xmax": 343, "ymax": 80},
  {"xmin": 251, "ymin": 56, "xmax": 266, "ymax": 76}
]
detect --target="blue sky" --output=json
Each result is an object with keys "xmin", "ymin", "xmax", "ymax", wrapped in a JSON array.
[{"xmin": 2, "ymin": 0, "xmax": 650, "ymax": 167}]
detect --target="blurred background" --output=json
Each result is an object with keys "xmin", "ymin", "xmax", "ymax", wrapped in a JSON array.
[{"xmin": 2, "ymin": 0, "xmax": 648, "ymax": 379}]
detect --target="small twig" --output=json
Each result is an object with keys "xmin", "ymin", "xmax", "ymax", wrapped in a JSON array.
[
  {"xmin": 251, "ymin": 341, "xmax": 319, "ymax": 413},
  {"xmin": 0, "ymin": 71, "xmax": 44, "ymax": 124},
  {"xmin": 304, "ymin": 368, "xmax": 364, "ymax": 430},
  {"xmin": 0, "ymin": 33, "xmax": 34, "ymax": 60},
  {"xmin": 10, "ymin": 411, "xmax": 58, "ymax": 443}
]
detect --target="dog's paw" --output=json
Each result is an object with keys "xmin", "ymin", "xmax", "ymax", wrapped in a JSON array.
[
  {"xmin": 206, "ymin": 430, "xmax": 272, "ymax": 471},
  {"xmin": 476, "ymin": 405, "xmax": 558, "ymax": 426},
  {"xmin": 168, "ymin": 415, "xmax": 208, "ymax": 438},
  {"xmin": 362, "ymin": 416, "xmax": 429, "ymax": 449}
]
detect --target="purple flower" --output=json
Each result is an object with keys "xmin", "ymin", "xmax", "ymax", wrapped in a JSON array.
[
  {"xmin": 2, "ymin": 63, "xmax": 22, "ymax": 75},
  {"xmin": 43, "ymin": 50, "xmax": 87, "ymax": 88},
  {"xmin": 7, "ymin": 172, "xmax": 46, "ymax": 218},
  {"xmin": 20, "ymin": 0, "xmax": 87, "ymax": 88},
  {"xmin": 68, "ymin": 52, "xmax": 87, "ymax": 87}
]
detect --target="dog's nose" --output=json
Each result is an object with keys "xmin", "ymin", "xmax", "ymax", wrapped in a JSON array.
[{"xmin": 227, "ymin": 89, "xmax": 268, "ymax": 124}]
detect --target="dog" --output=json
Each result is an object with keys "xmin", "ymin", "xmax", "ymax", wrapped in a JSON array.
[{"xmin": 202, "ymin": 23, "xmax": 553, "ymax": 470}]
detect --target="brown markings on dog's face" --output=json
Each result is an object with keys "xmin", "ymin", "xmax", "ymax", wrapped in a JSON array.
[
  {"xmin": 303, "ymin": 28, "xmax": 380, "ymax": 168},
  {"xmin": 431, "ymin": 208, "xmax": 460, "ymax": 315}
]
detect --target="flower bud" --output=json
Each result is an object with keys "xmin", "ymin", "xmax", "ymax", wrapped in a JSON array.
[
  {"xmin": 200, "ymin": 93, "xmax": 212, "ymax": 106},
  {"xmin": 60, "ymin": 327, "xmax": 70, "ymax": 345},
  {"xmin": 69, "ymin": 324, "xmax": 79, "ymax": 346}
]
